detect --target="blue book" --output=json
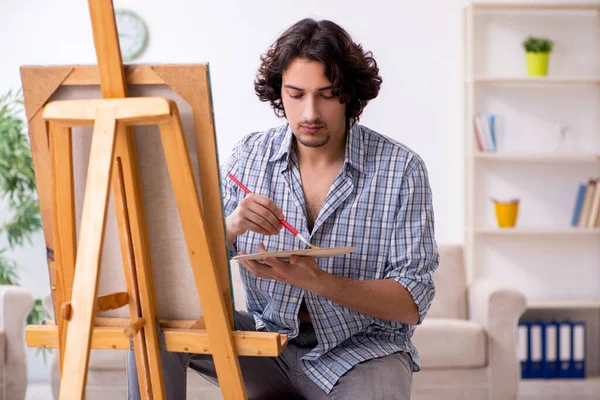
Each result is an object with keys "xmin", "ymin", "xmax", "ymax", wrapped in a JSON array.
[
  {"xmin": 572, "ymin": 184, "xmax": 586, "ymax": 227},
  {"xmin": 489, "ymin": 114, "xmax": 497, "ymax": 151},
  {"xmin": 571, "ymin": 322, "xmax": 586, "ymax": 379}
]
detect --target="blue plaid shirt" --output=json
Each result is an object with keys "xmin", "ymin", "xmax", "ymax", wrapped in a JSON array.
[{"xmin": 220, "ymin": 123, "xmax": 439, "ymax": 393}]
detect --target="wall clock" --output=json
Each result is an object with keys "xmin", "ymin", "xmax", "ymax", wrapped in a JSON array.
[{"xmin": 115, "ymin": 9, "xmax": 149, "ymax": 61}]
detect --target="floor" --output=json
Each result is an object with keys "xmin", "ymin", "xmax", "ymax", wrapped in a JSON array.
[{"xmin": 25, "ymin": 381, "xmax": 600, "ymax": 400}]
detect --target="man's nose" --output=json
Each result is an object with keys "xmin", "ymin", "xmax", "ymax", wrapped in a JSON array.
[{"xmin": 303, "ymin": 97, "xmax": 320, "ymax": 123}]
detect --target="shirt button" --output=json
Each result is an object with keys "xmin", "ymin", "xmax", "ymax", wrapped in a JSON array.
[{"xmin": 291, "ymin": 297, "xmax": 298, "ymax": 303}]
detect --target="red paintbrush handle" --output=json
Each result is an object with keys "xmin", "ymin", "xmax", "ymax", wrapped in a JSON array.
[
  {"xmin": 227, "ymin": 173, "xmax": 251, "ymax": 194},
  {"xmin": 279, "ymin": 219, "xmax": 298, "ymax": 236}
]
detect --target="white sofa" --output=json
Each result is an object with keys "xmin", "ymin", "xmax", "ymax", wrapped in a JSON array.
[
  {"xmin": 47, "ymin": 244, "xmax": 526, "ymax": 399},
  {"xmin": 0, "ymin": 285, "xmax": 35, "ymax": 400},
  {"xmin": 411, "ymin": 244, "xmax": 527, "ymax": 400}
]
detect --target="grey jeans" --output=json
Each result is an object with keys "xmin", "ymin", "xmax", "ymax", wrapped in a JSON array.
[{"xmin": 127, "ymin": 311, "xmax": 413, "ymax": 400}]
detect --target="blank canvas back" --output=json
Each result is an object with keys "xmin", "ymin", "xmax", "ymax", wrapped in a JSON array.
[{"xmin": 50, "ymin": 84, "xmax": 212, "ymax": 320}]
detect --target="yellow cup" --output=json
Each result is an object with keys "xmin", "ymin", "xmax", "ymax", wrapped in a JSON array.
[{"xmin": 494, "ymin": 201, "xmax": 519, "ymax": 228}]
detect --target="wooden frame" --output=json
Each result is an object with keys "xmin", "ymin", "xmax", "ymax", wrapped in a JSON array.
[{"xmin": 22, "ymin": 1, "xmax": 286, "ymax": 399}]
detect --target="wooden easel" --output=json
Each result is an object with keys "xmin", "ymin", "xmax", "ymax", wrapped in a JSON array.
[{"xmin": 23, "ymin": 1, "xmax": 287, "ymax": 399}]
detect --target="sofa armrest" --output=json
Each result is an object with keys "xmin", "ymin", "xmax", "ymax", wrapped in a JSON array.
[
  {"xmin": 0, "ymin": 284, "xmax": 35, "ymax": 400},
  {"xmin": 468, "ymin": 279, "xmax": 526, "ymax": 400}
]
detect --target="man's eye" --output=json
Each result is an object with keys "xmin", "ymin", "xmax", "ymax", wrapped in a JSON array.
[
  {"xmin": 321, "ymin": 93, "xmax": 335, "ymax": 99},
  {"xmin": 289, "ymin": 93, "xmax": 303, "ymax": 99}
]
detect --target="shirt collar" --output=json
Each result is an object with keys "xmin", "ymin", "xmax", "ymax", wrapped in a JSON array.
[
  {"xmin": 268, "ymin": 123, "xmax": 366, "ymax": 174},
  {"xmin": 345, "ymin": 123, "xmax": 366, "ymax": 174},
  {"xmin": 269, "ymin": 124, "xmax": 294, "ymax": 164}
]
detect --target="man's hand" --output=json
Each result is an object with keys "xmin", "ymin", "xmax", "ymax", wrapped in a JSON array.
[
  {"xmin": 238, "ymin": 243, "xmax": 323, "ymax": 291},
  {"xmin": 225, "ymin": 195, "xmax": 285, "ymax": 250},
  {"xmin": 227, "ymin": 194, "xmax": 285, "ymax": 236}
]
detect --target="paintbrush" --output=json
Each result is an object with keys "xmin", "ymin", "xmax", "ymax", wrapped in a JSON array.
[{"xmin": 227, "ymin": 173, "xmax": 319, "ymax": 249}]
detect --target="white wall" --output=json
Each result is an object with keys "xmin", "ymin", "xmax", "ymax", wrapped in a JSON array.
[{"xmin": 1, "ymin": 0, "xmax": 567, "ymax": 384}]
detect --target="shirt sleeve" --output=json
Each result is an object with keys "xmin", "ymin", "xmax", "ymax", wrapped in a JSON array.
[
  {"xmin": 219, "ymin": 141, "xmax": 242, "ymax": 256},
  {"xmin": 384, "ymin": 157, "xmax": 439, "ymax": 325}
]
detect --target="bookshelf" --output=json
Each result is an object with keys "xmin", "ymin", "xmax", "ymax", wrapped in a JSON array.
[
  {"xmin": 464, "ymin": 1, "xmax": 600, "ymax": 388},
  {"xmin": 474, "ymin": 152, "xmax": 600, "ymax": 162},
  {"xmin": 471, "ymin": 76, "xmax": 600, "ymax": 84},
  {"xmin": 528, "ymin": 299, "xmax": 600, "ymax": 310},
  {"xmin": 473, "ymin": 227, "xmax": 600, "ymax": 235}
]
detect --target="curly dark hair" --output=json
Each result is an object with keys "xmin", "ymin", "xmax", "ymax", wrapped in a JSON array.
[{"xmin": 254, "ymin": 18, "xmax": 382, "ymax": 127}]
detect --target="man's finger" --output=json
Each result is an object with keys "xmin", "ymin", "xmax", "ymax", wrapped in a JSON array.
[
  {"xmin": 241, "ymin": 260, "xmax": 262, "ymax": 277},
  {"xmin": 248, "ymin": 259, "xmax": 277, "ymax": 279},
  {"xmin": 245, "ymin": 220, "xmax": 273, "ymax": 236},
  {"xmin": 238, "ymin": 207, "xmax": 277, "ymax": 235},
  {"xmin": 253, "ymin": 194, "xmax": 285, "ymax": 220},
  {"xmin": 258, "ymin": 243, "xmax": 270, "ymax": 253},
  {"xmin": 262, "ymin": 254, "xmax": 288, "ymax": 269},
  {"xmin": 246, "ymin": 202, "xmax": 281, "ymax": 234},
  {"xmin": 250, "ymin": 196, "xmax": 285, "ymax": 230},
  {"xmin": 289, "ymin": 255, "xmax": 310, "ymax": 266}
]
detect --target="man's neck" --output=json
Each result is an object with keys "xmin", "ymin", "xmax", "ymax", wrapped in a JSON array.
[{"xmin": 295, "ymin": 132, "xmax": 346, "ymax": 170}]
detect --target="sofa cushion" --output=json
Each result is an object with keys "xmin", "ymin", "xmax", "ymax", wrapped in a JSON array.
[
  {"xmin": 412, "ymin": 318, "xmax": 486, "ymax": 369},
  {"xmin": 426, "ymin": 245, "xmax": 467, "ymax": 319},
  {"xmin": 0, "ymin": 330, "xmax": 4, "ymax": 366}
]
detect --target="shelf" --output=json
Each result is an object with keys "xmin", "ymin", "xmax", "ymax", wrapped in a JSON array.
[
  {"xmin": 472, "ymin": 3, "xmax": 600, "ymax": 11},
  {"xmin": 473, "ymin": 153, "xmax": 600, "ymax": 163},
  {"xmin": 527, "ymin": 299, "xmax": 600, "ymax": 309},
  {"xmin": 468, "ymin": 76, "xmax": 600, "ymax": 85},
  {"xmin": 519, "ymin": 375, "xmax": 600, "ymax": 398},
  {"xmin": 472, "ymin": 227, "xmax": 600, "ymax": 236}
]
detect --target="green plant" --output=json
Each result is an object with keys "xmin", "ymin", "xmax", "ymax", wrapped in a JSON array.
[
  {"xmin": 522, "ymin": 36, "xmax": 554, "ymax": 53},
  {"xmin": 0, "ymin": 88, "xmax": 51, "ymax": 362}
]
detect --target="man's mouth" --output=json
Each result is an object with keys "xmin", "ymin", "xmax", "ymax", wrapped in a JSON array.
[{"xmin": 301, "ymin": 125, "xmax": 322, "ymax": 133}]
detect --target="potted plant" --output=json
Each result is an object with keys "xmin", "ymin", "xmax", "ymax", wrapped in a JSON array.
[
  {"xmin": 522, "ymin": 36, "xmax": 554, "ymax": 76},
  {"xmin": 0, "ymin": 88, "xmax": 51, "ymax": 361}
]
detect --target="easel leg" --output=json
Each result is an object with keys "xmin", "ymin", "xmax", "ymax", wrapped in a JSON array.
[
  {"xmin": 112, "ymin": 155, "xmax": 153, "ymax": 399},
  {"xmin": 58, "ymin": 108, "xmax": 118, "ymax": 399},
  {"xmin": 159, "ymin": 105, "xmax": 247, "ymax": 400},
  {"xmin": 113, "ymin": 123, "xmax": 167, "ymax": 400},
  {"xmin": 87, "ymin": 0, "xmax": 167, "ymax": 393},
  {"xmin": 48, "ymin": 121, "xmax": 77, "ymax": 375}
]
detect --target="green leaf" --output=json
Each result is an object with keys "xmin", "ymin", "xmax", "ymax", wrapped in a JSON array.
[
  {"xmin": 0, "ymin": 251, "xmax": 20, "ymax": 285},
  {"xmin": 0, "ymin": 88, "xmax": 41, "ymax": 249},
  {"xmin": 27, "ymin": 298, "xmax": 50, "ymax": 325},
  {"xmin": 522, "ymin": 36, "xmax": 554, "ymax": 53}
]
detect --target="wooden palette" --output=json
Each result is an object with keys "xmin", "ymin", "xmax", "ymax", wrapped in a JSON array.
[{"xmin": 232, "ymin": 246, "xmax": 356, "ymax": 262}]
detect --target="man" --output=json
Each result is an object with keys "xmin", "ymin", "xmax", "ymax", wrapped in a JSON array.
[{"xmin": 128, "ymin": 18, "xmax": 438, "ymax": 400}]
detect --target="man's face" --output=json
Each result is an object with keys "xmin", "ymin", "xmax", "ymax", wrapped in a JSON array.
[{"xmin": 281, "ymin": 58, "xmax": 346, "ymax": 148}]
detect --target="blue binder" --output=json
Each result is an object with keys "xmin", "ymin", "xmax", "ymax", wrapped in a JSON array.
[
  {"xmin": 529, "ymin": 322, "xmax": 543, "ymax": 378},
  {"xmin": 518, "ymin": 322, "xmax": 530, "ymax": 379},
  {"xmin": 541, "ymin": 321, "xmax": 559, "ymax": 379},
  {"xmin": 571, "ymin": 321, "xmax": 586, "ymax": 379},
  {"xmin": 558, "ymin": 321, "xmax": 572, "ymax": 378}
]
